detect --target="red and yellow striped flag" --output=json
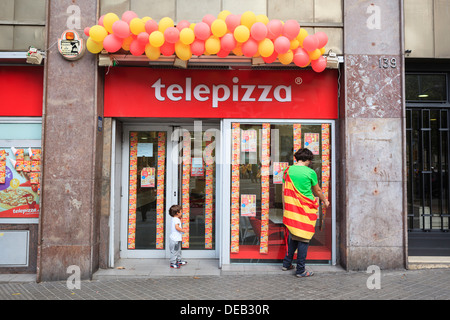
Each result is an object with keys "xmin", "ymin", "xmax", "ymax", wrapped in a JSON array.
[{"xmin": 283, "ymin": 169, "xmax": 319, "ymax": 240}]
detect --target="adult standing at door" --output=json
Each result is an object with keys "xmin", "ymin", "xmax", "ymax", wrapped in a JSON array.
[{"xmin": 281, "ymin": 148, "xmax": 330, "ymax": 277}]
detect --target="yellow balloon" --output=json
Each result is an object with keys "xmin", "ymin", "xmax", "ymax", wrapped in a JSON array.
[
  {"xmin": 142, "ymin": 16, "xmax": 152, "ymax": 23},
  {"xmin": 255, "ymin": 14, "xmax": 269, "ymax": 25},
  {"xmin": 89, "ymin": 25, "xmax": 108, "ymax": 42},
  {"xmin": 130, "ymin": 18, "xmax": 145, "ymax": 35},
  {"xmin": 218, "ymin": 10, "xmax": 231, "ymax": 21},
  {"xmin": 241, "ymin": 11, "xmax": 256, "ymax": 29},
  {"xmin": 308, "ymin": 48, "xmax": 321, "ymax": 60},
  {"xmin": 232, "ymin": 43, "xmax": 243, "ymax": 56},
  {"xmin": 278, "ymin": 49, "xmax": 294, "ymax": 65},
  {"xmin": 159, "ymin": 17, "xmax": 174, "ymax": 32},
  {"xmin": 103, "ymin": 13, "xmax": 119, "ymax": 34},
  {"xmin": 258, "ymin": 38, "xmax": 274, "ymax": 57},
  {"xmin": 145, "ymin": 43, "xmax": 160, "ymax": 60},
  {"xmin": 149, "ymin": 31, "xmax": 165, "ymax": 47},
  {"xmin": 211, "ymin": 19, "xmax": 227, "ymax": 38},
  {"xmin": 189, "ymin": 23, "xmax": 196, "ymax": 31},
  {"xmin": 180, "ymin": 28, "xmax": 195, "ymax": 45},
  {"xmin": 175, "ymin": 42, "xmax": 192, "ymax": 61},
  {"xmin": 320, "ymin": 47, "xmax": 326, "ymax": 55},
  {"xmin": 122, "ymin": 35, "xmax": 134, "ymax": 51},
  {"xmin": 205, "ymin": 36, "xmax": 221, "ymax": 54},
  {"xmin": 290, "ymin": 39, "xmax": 300, "ymax": 50},
  {"xmin": 234, "ymin": 25, "xmax": 250, "ymax": 43},
  {"xmin": 86, "ymin": 37, "xmax": 103, "ymax": 53},
  {"xmin": 296, "ymin": 28, "xmax": 308, "ymax": 46}
]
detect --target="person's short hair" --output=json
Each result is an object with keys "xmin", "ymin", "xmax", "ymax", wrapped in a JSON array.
[
  {"xmin": 294, "ymin": 148, "xmax": 314, "ymax": 162},
  {"xmin": 169, "ymin": 205, "xmax": 182, "ymax": 217}
]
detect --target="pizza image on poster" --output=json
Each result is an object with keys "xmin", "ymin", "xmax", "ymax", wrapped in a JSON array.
[{"xmin": 0, "ymin": 147, "xmax": 40, "ymax": 218}]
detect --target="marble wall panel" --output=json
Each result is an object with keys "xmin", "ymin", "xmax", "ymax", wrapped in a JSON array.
[
  {"xmin": 346, "ymin": 118, "xmax": 403, "ymax": 182},
  {"xmin": 345, "ymin": 54, "xmax": 402, "ymax": 119}
]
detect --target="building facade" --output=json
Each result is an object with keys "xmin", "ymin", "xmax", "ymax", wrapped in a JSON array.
[{"xmin": 0, "ymin": 0, "xmax": 446, "ymax": 282}]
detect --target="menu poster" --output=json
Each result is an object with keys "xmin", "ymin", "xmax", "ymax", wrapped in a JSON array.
[
  {"xmin": 241, "ymin": 194, "xmax": 256, "ymax": 217},
  {"xmin": 141, "ymin": 167, "xmax": 155, "ymax": 188},
  {"xmin": 241, "ymin": 129, "xmax": 257, "ymax": 152},
  {"xmin": 0, "ymin": 147, "xmax": 40, "ymax": 218},
  {"xmin": 304, "ymin": 133, "xmax": 320, "ymax": 155},
  {"xmin": 273, "ymin": 162, "xmax": 289, "ymax": 184}
]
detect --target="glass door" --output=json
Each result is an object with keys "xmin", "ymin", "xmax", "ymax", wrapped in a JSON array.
[{"xmin": 120, "ymin": 123, "xmax": 218, "ymax": 259}]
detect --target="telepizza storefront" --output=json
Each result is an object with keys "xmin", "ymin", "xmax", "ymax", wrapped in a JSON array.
[
  {"xmin": 0, "ymin": 66, "xmax": 43, "ymax": 273},
  {"xmin": 105, "ymin": 66, "xmax": 337, "ymax": 266}
]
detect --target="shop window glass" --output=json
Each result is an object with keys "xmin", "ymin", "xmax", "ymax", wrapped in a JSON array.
[
  {"xmin": 405, "ymin": 74, "xmax": 447, "ymax": 102},
  {"xmin": 230, "ymin": 122, "xmax": 332, "ymax": 263}
]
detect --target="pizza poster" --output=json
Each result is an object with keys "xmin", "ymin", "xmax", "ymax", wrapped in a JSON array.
[
  {"xmin": 273, "ymin": 162, "xmax": 289, "ymax": 184},
  {"xmin": 0, "ymin": 147, "xmax": 41, "ymax": 218},
  {"xmin": 241, "ymin": 194, "xmax": 256, "ymax": 217},
  {"xmin": 304, "ymin": 133, "xmax": 320, "ymax": 155},
  {"xmin": 141, "ymin": 167, "xmax": 155, "ymax": 188}
]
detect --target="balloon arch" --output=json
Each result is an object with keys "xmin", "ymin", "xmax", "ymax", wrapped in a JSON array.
[{"xmin": 85, "ymin": 10, "xmax": 329, "ymax": 72}]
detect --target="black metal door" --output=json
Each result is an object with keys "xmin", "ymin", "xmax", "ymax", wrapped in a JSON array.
[{"xmin": 406, "ymin": 108, "xmax": 450, "ymax": 255}]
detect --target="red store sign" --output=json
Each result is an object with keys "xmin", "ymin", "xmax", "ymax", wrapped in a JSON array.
[{"xmin": 104, "ymin": 68, "xmax": 337, "ymax": 119}]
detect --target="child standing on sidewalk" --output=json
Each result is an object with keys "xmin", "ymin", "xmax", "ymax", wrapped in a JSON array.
[{"xmin": 168, "ymin": 205, "xmax": 188, "ymax": 268}]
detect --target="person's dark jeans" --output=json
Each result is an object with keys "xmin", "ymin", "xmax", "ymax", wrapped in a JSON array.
[{"xmin": 282, "ymin": 236, "xmax": 309, "ymax": 274}]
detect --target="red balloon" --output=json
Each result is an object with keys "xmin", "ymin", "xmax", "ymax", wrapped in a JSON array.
[
  {"xmin": 217, "ymin": 49, "xmax": 230, "ymax": 58},
  {"xmin": 164, "ymin": 26, "xmax": 180, "ymax": 43},
  {"xmin": 202, "ymin": 14, "xmax": 216, "ymax": 27},
  {"xmin": 242, "ymin": 38, "xmax": 258, "ymax": 57},
  {"xmin": 137, "ymin": 32, "xmax": 149, "ymax": 45},
  {"xmin": 282, "ymin": 20, "xmax": 300, "ymax": 40},
  {"xmin": 303, "ymin": 35, "xmax": 319, "ymax": 52},
  {"xmin": 103, "ymin": 34, "xmax": 123, "ymax": 53},
  {"xmin": 160, "ymin": 41, "xmax": 175, "ymax": 56},
  {"xmin": 225, "ymin": 14, "xmax": 241, "ymax": 32},
  {"xmin": 84, "ymin": 27, "xmax": 90, "ymax": 37},
  {"xmin": 191, "ymin": 39, "xmax": 205, "ymax": 56},
  {"xmin": 250, "ymin": 22, "xmax": 267, "ymax": 41},
  {"xmin": 311, "ymin": 56, "xmax": 326, "ymax": 72},
  {"xmin": 221, "ymin": 33, "xmax": 236, "ymax": 51},
  {"xmin": 315, "ymin": 31, "xmax": 328, "ymax": 48},
  {"xmin": 293, "ymin": 48, "xmax": 310, "ymax": 67},
  {"xmin": 112, "ymin": 20, "xmax": 131, "ymax": 38},
  {"xmin": 267, "ymin": 19, "xmax": 282, "ymax": 39},
  {"xmin": 262, "ymin": 50, "xmax": 278, "ymax": 64},
  {"xmin": 194, "ymin": 22, "xmax": 211, "ymax": 40},
  {"xmin": 176, "ymin": 20, "xmax": 190, "ymax": 31},
  {"xmin": 129, "ymin": 39, "xmax": 145, "ymax": 56},
  {"xmin": 274, "ymin": 36, "xmax": 290, "ymax": 54},
  {"xmin": 144, "ymin": 19, "xmax": 158, "ymax": 34},
  {"xmin": 121, "ymin": 11, "xmax": 138, "ymax": 24}
]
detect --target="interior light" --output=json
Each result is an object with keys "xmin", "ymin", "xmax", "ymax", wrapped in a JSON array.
[{"xmin": 418, "ymin": 94, "xmax": 429, "ymax": 98}]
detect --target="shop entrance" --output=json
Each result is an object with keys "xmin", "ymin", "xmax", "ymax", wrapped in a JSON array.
[{"xmin": 120, "ymin": 121, "xmax": 219, "ymax": 259}]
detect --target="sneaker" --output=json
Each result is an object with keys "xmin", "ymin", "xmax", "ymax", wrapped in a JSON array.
[
  {"xmin": 296, "ymin": 270, "xmax": 314, "ymax": 277},
  {"xmin": 170, "ymin": 263, "xmax": 180, "ymax": 269},
  {"xmin": 177, "ymin": 260, "xmax": 187, "ymax": 266},
  {"xmin": 282, "ymin": 265, "xmax": 294, "ymax": 271}
]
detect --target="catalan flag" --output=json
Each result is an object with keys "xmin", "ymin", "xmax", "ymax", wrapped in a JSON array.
[{"xmin": 283, "ymin": 168, "xmax": 319, "ymax": 240}]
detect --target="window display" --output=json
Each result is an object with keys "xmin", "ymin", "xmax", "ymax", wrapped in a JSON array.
[{"xmin": 230, "ymin": 122, "xmax": 332, "ymax": 263}]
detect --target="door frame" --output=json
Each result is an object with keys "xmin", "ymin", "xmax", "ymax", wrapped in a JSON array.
[{"xmin": 119, "ymin": 122, "xmax": 220, "ymax": 259}]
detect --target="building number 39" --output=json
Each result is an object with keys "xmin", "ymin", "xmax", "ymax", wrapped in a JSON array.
[{"xmin": 378, "ymin": 57, "xmax": 397, "ymax": 69}]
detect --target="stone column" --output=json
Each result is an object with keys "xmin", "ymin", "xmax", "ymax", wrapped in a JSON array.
[
  {"xmin": 37, "ymin": 0, "xmax": 102, "ymax": 281},
  {"xmin": 340, "ymin": 0, "xmax": 406, "ymax": 270}
]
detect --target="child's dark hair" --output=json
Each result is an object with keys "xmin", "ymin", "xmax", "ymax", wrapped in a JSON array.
[
  {"xmin": 169, "ymin": 205, "xmax": 182, "ymax": 217},
  {"xmin": 294, "ymin": 148, "xmax": 314, "ymax": 162}
]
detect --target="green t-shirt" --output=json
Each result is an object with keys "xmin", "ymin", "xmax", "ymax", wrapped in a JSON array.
[{"xmin": 283, "ymin": 165, "xmax": 318, "ymax": 200}]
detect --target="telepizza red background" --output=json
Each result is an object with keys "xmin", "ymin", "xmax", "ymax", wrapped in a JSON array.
[
  {"xmin": 104, "ymin": 67, "xmax": 338, "ymax": 119},
  {"xmin": 0, "ymin": 66, "xmax": 43, "ymax": 116}
]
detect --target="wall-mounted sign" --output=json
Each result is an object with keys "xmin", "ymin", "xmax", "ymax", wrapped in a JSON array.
[{"xmin": 58, "ymin": 30, "xmax": 85, "ymax": 60}]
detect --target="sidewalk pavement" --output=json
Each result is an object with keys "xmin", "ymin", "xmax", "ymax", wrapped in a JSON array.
[{"xmin": 0, "ymin": 259, "xmax": 449, "ymax": 302}]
